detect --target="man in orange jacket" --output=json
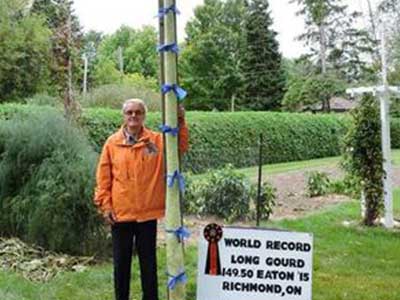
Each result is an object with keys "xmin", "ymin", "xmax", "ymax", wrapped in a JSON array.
[{"xmin": 94, "ymin": 98, "xmax": 189, "ymax": 300}]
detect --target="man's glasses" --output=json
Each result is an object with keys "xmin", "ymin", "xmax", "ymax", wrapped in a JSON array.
[{"xmin": 124, "ymin": 110, "xmax": 144, "ymax": 116}]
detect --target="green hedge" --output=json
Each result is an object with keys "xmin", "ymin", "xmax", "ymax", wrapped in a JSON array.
[
  {"xmin": 78, "ymin": 108, "xmax": 352, "ymax": 173},
  {"xmin": 1, "ymin": 104, "xmax": 400, "ymax": 173}
]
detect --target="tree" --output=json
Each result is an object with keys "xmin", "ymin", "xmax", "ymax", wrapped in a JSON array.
[
  {"xmin": 50, "ymin": 0, "xmax": 81, "ymax": 117},
  {"xmin": 377, "ymin": 0, "xmax": 400, "ymax": 85},
  {"xmin": 32, "ymin": 0, "xmax": 83, "ymax": 100},
  {"xmin": 94, "ymin": 25, "xmax": 158, "ymax": 81},
  {"xmin": 81, "ymin": 30, "xmax": 104, "ymax": 90},
  {"xmin": 0, "ymin": 0, "xmax": 52, "ymax": 101},
  {"xmin": 239, "ymin": 0, "xmax": 286, "ymax": 110},
  {"xmin": 291, "ymin": 0, "xmax": 374, "ymax": 83},
  {"xmin": 180, "ymin": 0, "xmax": 245, "ymax": 110},
  {"xmin": 32, "ymin": 0, "xmax": 81, "ymax": 35},
  {"xmin": 283, "ymin": 71, "xmax": 345, "ymax": 112}
]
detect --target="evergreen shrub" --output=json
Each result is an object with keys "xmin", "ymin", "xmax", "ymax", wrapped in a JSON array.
[{"xmin": 0, "ymin": 108, "xmax": 105, "ymax": 255}]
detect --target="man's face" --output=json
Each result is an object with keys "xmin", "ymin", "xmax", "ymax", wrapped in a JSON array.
[{"xmin": 123, "ymin": 102, "xmax": 145, "ymax": 129}]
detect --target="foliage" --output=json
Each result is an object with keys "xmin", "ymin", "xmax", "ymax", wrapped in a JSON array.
[
  {"xmin": 0, "ymin": 0, "xmax": 52, "ymax": 101},
  {"xmin": 3, "ymin": 104, "xmax": 400, "ymax": 175},
  {"xmin": 291, "ymin": 0, "xmax": 374, "ymax": 83},
  {"xmin": 77, "ymin": 108, "xmax": 350, "ymax": 172},
  {"xmin": 32, "ymin": 0, "xmax": 83, "ymax": 100},
  {"xmin": 329, "ymin": 175, "xmax": 361, "ymax": 198},
  {"xmin": 306, "ymin": 171, "xmax": 331, "ymax": 197},
  {"xmin": 283, "ymin": 71, "xmax": 345, "ymax": 111},
  {"xmin": 184, "ymin": 165, "xmax": 251, "ymax": 222},
  {"xmin": 239, "ymin": 0, "xmax": 286, "ymax": 110},
  {"xmin": 342, "ymin": 93, "xmax": 384, "ymax": 225},
  {"xmin": 180, "ymin": 0, "xmax": 245, "ymax": 110},
  {"xmin": 249, "ymin": 181, "xmax": 276, "ymax": 221},
  {"xmin": 78, "ymin": 80, "xmax": 160, "ymax": 111},
  {"xmin": 281, "ymin": 57, "xmax": 315, "ymax": 111},
  {"xmin": 0, "ymin": 108, "xmax": 105, "ymax": 255},
  {"xmin": 185, "ymin": 169, "xmax": 276, "ymax": 222},
  {"xmin": 93, "ymin": 25, "xmax": 158, "ymax": 81},
  {"xmin": 92, "ymin": 57, "xmax": 122, "ymax": 85},
  {"xmin": 391, "ymin": 113, "xmax": 400, "ymax": 149},
  {"xmin": 24, "ymin": 93, "xmax": 62, "ymax": 107},
  {"xmin": 80, "ymin": 30, "xmax": 104, "ymax": 91}
]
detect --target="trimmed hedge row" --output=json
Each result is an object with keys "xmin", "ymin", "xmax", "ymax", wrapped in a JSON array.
[
  {"xmin": 78, "ymin": 108, "xmax": 351, "ymax": 173},
  {"xmin": 1, "ymin": 104, "xmax": 400, "ymax": 173}
]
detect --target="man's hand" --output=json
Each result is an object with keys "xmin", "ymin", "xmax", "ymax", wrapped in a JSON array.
[
  {"xmin": 178, "ymin": 104, "xmax": 185, "ymax": 122},
  {"xmin": 103, "ymin": 210, "xmax": 116, "ymax": 225}
]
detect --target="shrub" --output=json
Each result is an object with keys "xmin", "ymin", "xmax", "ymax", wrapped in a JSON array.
[
  {"xmin": 184, "ymin": 165, "xmax": 251, "ymax": 222},
  {"xmin": 342, "ymin": 94, "xmax": 384, "ymax": 226},
  {"xmin": 249, "ymin": 181, "xmax": 276, "ymax": 221},
  {"xmin": 306, "ymin": 171, "xmax": 331, "ymax": 197},
  {"xmin": 0, "ymin": 108, "xmax": 105, "ymax": 255},
  {"xmin": 329, "ymin": 175, "xmax": 361, "ymax": 197},
  {"xmin": 24, "ymin": 93, "xmax": 62, "ymax": 107},
  {"xmin": 78, "ymin": 83, "xmax": 160, "ymax": 111},
  {"xmin": 392, "ymin": 117, "xmax": 400, "ymax": 148}
]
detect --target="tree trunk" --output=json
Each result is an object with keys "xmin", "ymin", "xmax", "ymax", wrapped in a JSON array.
[
  {"xmin": 319, "ymin": 23, "xmax": 327, "ymax": 75},
  {"xmin": 366, "ymin": 0, "xmax": 380, "ymax": 62}
]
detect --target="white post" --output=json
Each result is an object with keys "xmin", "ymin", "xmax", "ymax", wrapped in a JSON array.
[
  {"xmin": 344, "ymin": 22, "xmax": 400, "ymax": 228},
  {"xmin": 83, "ymin": 54, "xmax": 88, "ymax": 94},
  {"xmin": 361, "ymin": 190, "xmax": 366, "ymax": 219},
  {"xmin": 380, "ymin": 26, "xmax": 394, "ymax": 228},
  {"xmin": 118, "ymin": 46, "xmax": 124, "ymax": 74}
]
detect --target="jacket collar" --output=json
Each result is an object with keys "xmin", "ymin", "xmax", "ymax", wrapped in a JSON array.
[{"xmin": 113, "ymin": 126, "xmax": 152, "ymax": 146}]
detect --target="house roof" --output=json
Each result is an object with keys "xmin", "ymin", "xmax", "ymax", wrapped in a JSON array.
[{"xmin": 304, "ymin": 97, "xmax": 358, "ymax": 112}]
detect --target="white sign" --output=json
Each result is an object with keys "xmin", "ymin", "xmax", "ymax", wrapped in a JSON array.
[{"xmin": 196, "ymin": 224, "xmax": 313, "ymax": 300}]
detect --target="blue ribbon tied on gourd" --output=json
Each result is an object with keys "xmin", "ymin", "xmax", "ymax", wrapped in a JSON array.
[
  {"xmin": 166, "ymin": 226, "xmax": 191, "ymax": 242},
  {"xmin": 156, "ymin": 4, "xmax": 180, "ymax": 18},
  {"xmin": 161, "ymin": 84, "xmax": 187, "ymax": 101},
  {"xmin": 167, "ymin": 270, "xmax": 187, "ymax": 290},
  {"xmin": 160, "ymin": 124, "xmax": 179, "ymax": 137},
  {"xmin": 167, "ymin": 170, "xmax": 185, "ymax": 192},
  {"xmin": 157, "ymin": 43, "xmax": 180, "ymax": 54}
]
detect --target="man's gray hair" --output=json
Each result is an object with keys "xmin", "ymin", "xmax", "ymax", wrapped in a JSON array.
[{"xmin": 122, "ymin": 98, "xmax": 148, "ymax": 114}]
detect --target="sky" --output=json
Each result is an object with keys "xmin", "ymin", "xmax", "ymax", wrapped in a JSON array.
[{"xmin": 72, "ymin": 0, "xmax": 379, "ymax": 59}]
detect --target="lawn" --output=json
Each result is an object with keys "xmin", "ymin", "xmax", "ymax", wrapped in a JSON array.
[
  {"xmin": 239, "ymin": 149, "xmax": 400, "ymax": 177},
  {"xmin": 1, "ymin": 190, "xmax": 399, "ymax": 300},
  {"xmin": 192, "ymin": 149, "xmax": 400, "ymax": 182}
]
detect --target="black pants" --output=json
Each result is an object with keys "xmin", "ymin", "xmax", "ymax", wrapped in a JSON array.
[{"xmin": 111, "ymin": 220, "xmax": 158, "ymax": 300}]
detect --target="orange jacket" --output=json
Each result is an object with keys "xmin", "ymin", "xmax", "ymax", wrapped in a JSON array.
[{"xmin": 94, "ymin": 122, "xmax": 189, "ymax": 222}]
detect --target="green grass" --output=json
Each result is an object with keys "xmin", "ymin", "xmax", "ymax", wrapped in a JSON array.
[
  {"xmin": 192, "ymin": 150, "xmax": 400, "ymax": 182},
  {"xmin": 273, "ymin": 199, "xmax": 400, "ymax": 300},
  {"xmin": 239, "ymin": 149, "xmax": 400, "ymax": 177},
  {"xmin": 394, "ymin": 189, "xmax": 400, "ymax": 215},
  {"xmin": 1, "ymin": 190, "xmax": 399, "ymax": 300}
]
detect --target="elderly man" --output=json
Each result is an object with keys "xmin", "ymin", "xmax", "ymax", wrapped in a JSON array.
[{"xmin": 94, "ymin": 99, "xmax": 189, "ymax": 300}]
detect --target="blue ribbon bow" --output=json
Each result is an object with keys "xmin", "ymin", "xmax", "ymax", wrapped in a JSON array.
[
  {"xmin": 160, "ymin": 124, "xmax": 179, "ymax": 137},
  {"xmin": 156, "ymin": 4, "xmax": 180, "ymax": 18},
  {"xmin": 167, "ymin": 170, "xmax": 185, "ymax": 192},
  {"xmin": 166, "ymin": 226, "xmax": 191, "ymax": 242},
  {"xmin": 167, "ymin": 271, "xmax": 187, "ymax": 290},
  {"xmin": 161, "ymin": 84, "xmax": 187, "ymax": 101},
  {"xmin": 157, "ymin": 43, "xmax": 180, "ymax": 54}
]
